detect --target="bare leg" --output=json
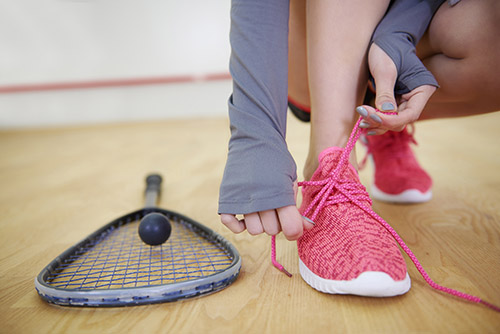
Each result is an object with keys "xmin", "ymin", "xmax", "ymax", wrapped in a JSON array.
[
  {"xmin": 304, "ymin": 0, "xmax": 390, "ymax": 179},
  {"xmin": 288, "ymin": 0, "xmax": 310, "ymax": 109},
  {"xmin": 417, "ymin": 0, "xmax": 500, "ymax": 119}
]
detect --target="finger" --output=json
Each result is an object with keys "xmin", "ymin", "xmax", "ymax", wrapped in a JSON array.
[
  {"xmin": 377, "ymin": 85, "xmax": 436, "ymax": 131},
  {"xmin": 244, "ymin": 212, "xmax": 264, "ymax": 235},
  {"xmin": 399, "ymin": 85, "xmax": 436, "ymax": 117},
  {"xmin": 276, "ymin": 205, "xmax": 304, "ymax": 241},
  {"xmin": 357, "ymin": 104, "xmax": 404, "ymax": 133},
  {"xmin": 220, "ymin": 214, "xmax": 246, "ymax": 234},
  {"xmin": 358, "ymin": 119, "xmax": 372, "ymax": 129},
  {"xmin": 376, "ymin": 111, "xmax": 413, "ymax": 132},
  {"xmin": 364, "ymin": 107, "xmax": 414, "ymax": 133},
  {"xmin": 302, "ymin": 216, "xmax": 316, "ymax": 231},
  {"xmin": 258, "ymin": 210, "xmax": 281, "ymax": 236},
  {"xmin": 368, "ymin": 44, "xmax": 398, "ymax": 113},
  {"xmin": 365, "ymin": 128, "xmax": 389, "ymax": 136},
  {"xmin": 355, "ymin": 105, "xmax": 392, "ymax": 134},
  {"xmin": 360, "ymin": 108, "xmax": 404, "ymax": 133},
  {"xmin": 356, "ymin": 105, "xmax": 384, "ymax": 129}
]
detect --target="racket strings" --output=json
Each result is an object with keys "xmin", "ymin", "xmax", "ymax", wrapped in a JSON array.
[{"xmin": 46, "ymin": 214, "xmax": 234, "ymax": 290}]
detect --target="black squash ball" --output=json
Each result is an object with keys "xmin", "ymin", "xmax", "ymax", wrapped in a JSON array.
[{"xmin": 138, "ymin": 213, "xmax": 172, "ymax": 246}]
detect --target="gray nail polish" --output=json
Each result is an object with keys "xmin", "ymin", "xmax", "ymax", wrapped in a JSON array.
[
  {"xmin": 370, "ymin": 113, "xmax": 382, "ymax": 123},
  {"xmin": 356, "ymin": 106, "xmax": 368, "ymax": 117},
  {"xmin": 302, "ymin": 216, "xmax": 316, "ymax": 226},
  {"xmin": 381, "ymin": 102, "xmax": 395, "ymax": 111},
  {"xmin": 359, "ymin": 120, "xmax": 370, "ymax": 128},
  {"xmin": 367, "ymin": 130, "xmax": 377, "ymax": 136}
]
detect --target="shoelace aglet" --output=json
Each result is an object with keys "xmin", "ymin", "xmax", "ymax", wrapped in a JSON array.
[
  {"xmin": 281, "ymin": 268, "xmax": 293, "ymax": 277},
  {"xmin": 271, "ymin": 235, "xmax": 293, "ymax": 277},
  {"xmin": 275, "ymin": 265, "xmax": 292, "ymax": 277},
  {"xmin": 480, "ymin": 300, "xmax": 500, "ymax": 313}
]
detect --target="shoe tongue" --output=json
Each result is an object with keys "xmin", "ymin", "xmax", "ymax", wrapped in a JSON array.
[{"xmin": 317, "ymin": 147, "xmax": 358, "ymax": 179}]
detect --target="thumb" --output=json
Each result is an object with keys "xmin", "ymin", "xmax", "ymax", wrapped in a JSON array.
[
  {"xmin": 368, "ymin": 43, "xmax": 398, "ymax": 113},
  {"xmin": 375, "ymin": 85, "xmax": 397, "ymax": 113}
]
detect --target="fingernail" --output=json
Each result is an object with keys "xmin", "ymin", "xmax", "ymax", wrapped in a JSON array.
[
  {"xmin": 367, "ymin": 130, "xmax": 377, "ymax": 136},
  {"xmin": 370, "ymin": 113, "xmax": 382, "ymax": 123},
  {"xmin": 356, "ymin": 106, "xmax": 368, "ymax": 117},
  {"xmin": 302, "ymin": 216, "xmax": 316, "ymax": 226},
  {"xmin": 359, "ymin": 120, "xmax": 370, "ymax": 128},
  {"xmin": 381, "ymin": 102, "xmax": 395, "ymax": 111}
]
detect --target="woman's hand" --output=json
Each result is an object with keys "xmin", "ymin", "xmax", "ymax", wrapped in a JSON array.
[
  {"xmin": 356, "ymin": 43, "xmax": 436, "ymax": 134},
  {"xmin": 220, "ymin": 181, "xmax": 314, "ymax": 240}
]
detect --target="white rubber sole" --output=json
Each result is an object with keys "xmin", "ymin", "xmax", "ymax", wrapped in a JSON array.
[
  {"xmin": 299, "ymin": 259, "xmax": 411, "ymax": 297},
  {"xmin": 371, "ymin": 183, "xmax": 432, "ymax": 204}
]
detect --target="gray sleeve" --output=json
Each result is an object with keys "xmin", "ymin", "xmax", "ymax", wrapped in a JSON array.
[
  {"xmin": 218, "ymin": 0, "xmax": 297, "ymax": 215},
  {"xmin": 371, "ymin": 0, "xmax": 445, "ymax": 94}
]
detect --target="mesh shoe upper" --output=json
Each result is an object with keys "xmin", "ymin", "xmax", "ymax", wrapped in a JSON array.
[{"xmin": 298, "ymin": 147, "xmax": 408, "ymax": 282}]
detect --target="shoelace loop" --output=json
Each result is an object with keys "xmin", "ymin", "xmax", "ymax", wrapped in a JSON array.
[
  {"xmin": 271, "ymin": 117, "xmax": 500, "ymax": 313},
  {"xmin": 299, "ymin": 173, "xmax": 371, "ymax": 222}
]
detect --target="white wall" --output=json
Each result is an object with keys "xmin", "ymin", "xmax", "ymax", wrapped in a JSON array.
[{"xmin": 0, "ymin": 0, "xmax": 232, "ymax": 127}]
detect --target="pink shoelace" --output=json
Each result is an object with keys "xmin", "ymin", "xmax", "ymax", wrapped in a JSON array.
[{"xmin": 271, "ymin": 117, "xmax": 500, "ymax": 312}]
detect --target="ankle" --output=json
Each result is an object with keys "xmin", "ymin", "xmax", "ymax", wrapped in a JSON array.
[
  {"xmin": 303, "ymin": 156, "xmax": 317, "ymax": 181},
  {"xmin": 303, "ymin": 147, "xmax": 358, "ymax": 181}
]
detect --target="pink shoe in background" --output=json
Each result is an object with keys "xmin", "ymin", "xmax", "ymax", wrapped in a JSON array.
[{"xmin": 363, "ymin": 126, "xmax": 432, "ymax": 203}]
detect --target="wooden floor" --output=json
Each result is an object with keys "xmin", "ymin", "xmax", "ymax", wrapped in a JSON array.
[{"xmin": 1, "ymin": 112, "xmax": 499, "ymax": 333}]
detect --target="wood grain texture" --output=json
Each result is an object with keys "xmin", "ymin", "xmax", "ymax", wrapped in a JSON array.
[{"xmin": 1, "ymin": 112, "xmax": 499, "ymax": 333}]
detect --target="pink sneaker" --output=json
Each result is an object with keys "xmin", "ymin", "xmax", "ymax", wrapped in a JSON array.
[
  {"xmin": 363, "ymin": 126, "xmax": 432, "ymax": 203},
  {"xmin": 297, "ymin": 147, "xmax": 411, "ymax": 297}
]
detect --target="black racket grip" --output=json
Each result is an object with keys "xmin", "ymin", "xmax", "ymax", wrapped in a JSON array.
[{"xmin": 144, "ymin": 174, "xmax": 162, "ymax": 207}]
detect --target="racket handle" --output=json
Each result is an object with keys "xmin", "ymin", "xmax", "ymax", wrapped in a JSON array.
[{"xmin": 144, "ymin": 174, "xmax": 162, "ymax": 207}]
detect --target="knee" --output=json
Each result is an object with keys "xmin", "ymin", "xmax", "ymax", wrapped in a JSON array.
[
  {"xmin": 424, "ymin": 0, "xmax": 500, "ymax": 59},
  {"xmin": 423, "ymin": 1, "xmax": 500, "ymax": 107}
]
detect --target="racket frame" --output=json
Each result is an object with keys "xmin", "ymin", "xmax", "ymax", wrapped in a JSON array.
[{"xmin": 35, "ymin": 175, "xmax": 241, "ymax": 307}]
